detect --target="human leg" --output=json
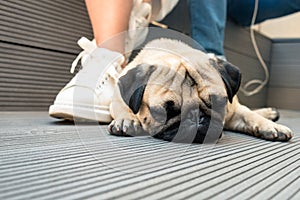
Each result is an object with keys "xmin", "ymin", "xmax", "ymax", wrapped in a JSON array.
[
  {"xmin": 49, "ymin": 0, "xmax": 137, "ymax": 122},
  {"xmin": 227, "ymin": 0, "xmax": 300, "ymax": 27},
  {"xmin": 188, "ymin": 0, "xmax": 227, "ymax": 56},
  {"xmin": 85, "ymin": 0, "xmax": 133, "ymax": 53}
]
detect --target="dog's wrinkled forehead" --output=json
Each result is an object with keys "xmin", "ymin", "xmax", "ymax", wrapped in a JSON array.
[
  {"xmin": 118, "ymin": 56, "xmax": 241, "ymax": 115},
  {"xmin": 118, "ymin": 62, "xmax": 190, "ymax": 114}
]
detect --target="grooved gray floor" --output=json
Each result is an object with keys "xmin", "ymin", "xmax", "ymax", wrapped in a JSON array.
[{"xmin": 0, "ymin": 110, "xmax": 299, "ymax": 200}]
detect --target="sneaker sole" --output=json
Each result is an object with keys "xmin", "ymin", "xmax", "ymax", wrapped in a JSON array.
[{"xmin": 49, "ymin": 104, "xmax": 112, "ymax": 123}]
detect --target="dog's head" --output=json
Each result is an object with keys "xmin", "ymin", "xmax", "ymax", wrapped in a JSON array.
[{"xmin": 117, "ymin": 40, "xmax": 241, "ymax": 143}]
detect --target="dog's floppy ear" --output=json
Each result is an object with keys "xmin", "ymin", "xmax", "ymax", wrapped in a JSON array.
[
  {"xmin": 118, "ymin": 64, "xmax": 157, "ymax": 114},
  {"xmin": 211, "ymin": 58, "xmax": 241, "ymax": 103}
]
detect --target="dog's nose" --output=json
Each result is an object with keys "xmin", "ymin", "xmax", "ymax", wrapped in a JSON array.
[
  {"xmin": 165, "ymin": 100, "xmax": 181, "ymax": 122},
  {"xmin": 195, "ymin": 115, "xmax": 211, "ymax": 141}
]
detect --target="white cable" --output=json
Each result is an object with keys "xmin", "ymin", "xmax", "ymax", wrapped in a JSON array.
[{"xmin": 240, "ymin": 0, "xmax": 270, "ymax": 96}]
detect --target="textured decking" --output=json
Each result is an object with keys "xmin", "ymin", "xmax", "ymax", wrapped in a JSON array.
[{"xmin": 0, "ymin": 110, "xmax": 299, "ymax": 200}]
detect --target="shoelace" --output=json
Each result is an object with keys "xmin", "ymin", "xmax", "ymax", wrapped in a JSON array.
[
  {"xmin": 96, "ymin": 63, "xmax": 120, "ymax": 92},
  {"xmin": 69, "ymin": 37, "xmax": 121, "ymax": 89},
  {"xmin": 70, "ymin": 37, "xmax": 97, "ymax": 74}
]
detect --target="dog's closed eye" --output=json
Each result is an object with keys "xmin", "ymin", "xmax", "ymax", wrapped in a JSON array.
[{"xmin": 149, "ymin": 101, "xmax": 181, "ymax": 123}]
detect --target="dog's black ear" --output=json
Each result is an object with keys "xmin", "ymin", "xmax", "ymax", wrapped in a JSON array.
[
  {"xmin": 118, "ymin": 64, "xmax": 157, "ymax": 114},
  {"xmin": 211, "ymin": 58, "xmax": 241, "ymax": 103}
]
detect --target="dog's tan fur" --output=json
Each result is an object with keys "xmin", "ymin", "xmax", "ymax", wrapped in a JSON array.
[{"xmin": 109, "ymin": 39, "xmax": 293, "ymax": 142}]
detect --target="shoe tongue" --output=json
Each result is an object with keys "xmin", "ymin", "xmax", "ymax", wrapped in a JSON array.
[
  {"xmin": 70, "ymin": 38, "xmax": 97, "ymax": 73},
  {"xmin": 74, "ymin": 48, "xmax": 125, "ymax": 87},
  {"xmin": 77, "ymin": 37, "xmax": 97, "ymax": 53},
  {"xmin": 89, "ymin": 48, "xmax": 124, "ymax": 71}
]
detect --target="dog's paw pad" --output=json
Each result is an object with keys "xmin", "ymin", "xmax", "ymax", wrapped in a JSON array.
[
  {"xmin": 260, "ymin": 124, "xmax": 293, "ymax": 141},
  {"xmin": 108, "ymin": 119, "xmax": 126, "ymax": 136},
  {"xmin": 108, "ymin": 119, "xmax": 147, "ymax": 136}
]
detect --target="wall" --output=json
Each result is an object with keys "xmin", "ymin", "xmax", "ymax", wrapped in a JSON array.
[
  {"xmin": 252, "ymin": 12, "xmax": 300, "ymax": 110},
  {"xmin": 0, "ymin": 0, "xmax": 93, "ymax": 111},
  {"xmin": 256, "ymin": 13, "xmax": 300, "ymax": 39},
  {"xmin": 267, "ymin": 39, "xmax": 300, "ymax": 110}
]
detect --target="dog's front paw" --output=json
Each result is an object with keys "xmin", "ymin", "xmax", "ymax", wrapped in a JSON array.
[
  {"xmin": 108, "ymin": 119, "xmax": 147, "ymax": 136},
  {"xmin": 254, "ymin": 107, "xmax": 280, "ymax": 122},
  {"xmin": 258, "ymin": 123, "xmax": 293, "ymax": 141}
]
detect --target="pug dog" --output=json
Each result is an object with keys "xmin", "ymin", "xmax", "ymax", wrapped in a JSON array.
[{"xmin": 108, "ymin": 38, "xmax": 293, "ymax": 143}]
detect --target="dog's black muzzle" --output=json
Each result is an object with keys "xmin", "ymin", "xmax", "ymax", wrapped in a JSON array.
[{"xmin": 153, "ymin": 95, "xmax": 226, "ymax": 144}]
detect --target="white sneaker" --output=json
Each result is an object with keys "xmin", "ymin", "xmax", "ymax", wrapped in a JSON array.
[{"xmin": 49, "ymin": 37, "xmax": 124, "ymax": 122}]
